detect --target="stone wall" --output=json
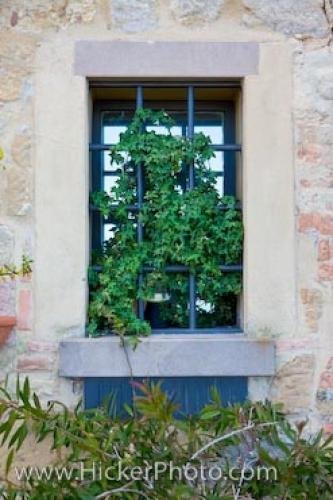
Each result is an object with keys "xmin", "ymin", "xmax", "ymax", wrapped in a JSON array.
[{"xmin": 0, "ymin": 0, "xmax": 332, "ymax": 430}]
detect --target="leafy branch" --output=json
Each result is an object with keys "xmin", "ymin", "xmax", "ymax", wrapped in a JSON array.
[{"xmin": 0, "ymin": 378, "xmax": 332, "ymax": 499}]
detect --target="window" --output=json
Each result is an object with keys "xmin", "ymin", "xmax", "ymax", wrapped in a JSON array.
[{"xmin": 90, "ymin": 82, "xmax": 242, "ymax": 333}]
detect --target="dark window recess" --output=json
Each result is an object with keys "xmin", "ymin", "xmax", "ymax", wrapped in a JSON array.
[{"xmin": 90, "ymin": 83, "xmax": 242, "ymax": 333}]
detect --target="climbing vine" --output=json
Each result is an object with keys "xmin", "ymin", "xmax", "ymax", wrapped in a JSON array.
[{"xmin": 88, "ymin": 109, "xmax": 243, "ymax": 343}]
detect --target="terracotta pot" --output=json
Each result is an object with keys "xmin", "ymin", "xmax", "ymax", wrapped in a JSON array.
[{"xmin": 0, "ymin": 316, "xmax": 16, "ymax": 345}]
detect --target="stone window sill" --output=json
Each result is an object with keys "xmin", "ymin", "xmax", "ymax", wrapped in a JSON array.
[{"xmin": 59, "ymin": 334, "xmax": 275, "ymax": 378}]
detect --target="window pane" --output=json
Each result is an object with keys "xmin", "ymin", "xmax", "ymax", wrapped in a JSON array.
[
  {"xmin": 103, "ymin": 125, "xmax": 127, "ymax": 144},
  {"xmin": 103, "ymin": 151, "xmax": 112, "ymax": 171},
  {"xmin": 144, "ymin": 274, "xmax": 189, "ymax": 329},
  {"xmin": 196, "ymin": 294, "xmax": 238, "ymax": 328},
  {"xmin": 104, "ymin": 175, "xmax": 119, "ymax": 193},
  {"xmin": 213, "ymin": 175, "xmax": 224, "ymax": 196},
  {"xmin": 206, "ymin": 151, "xmax": 224, "ymax": 173},
  {"xmin": 194, "ymin": 112, "xmax": 224, "ymax": 144},
  {"xmin": 103, "ymin": 151, "xmax": 131, "ymax": 172},
  {"xmin": 103, "ymin": 223, "xmax": 116, "ymax": 242},
  {"xmin": 102, "ymin": 111, "xmax": 133, "ymax": 171},
  {"xmin": 146, "ymin": 125, "xmax": 182, "ymax": 136}
]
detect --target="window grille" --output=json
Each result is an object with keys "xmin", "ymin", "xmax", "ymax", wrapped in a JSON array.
[{"xmin": 90, "ymin": 82, "xmax": 242, "ymax": 333}]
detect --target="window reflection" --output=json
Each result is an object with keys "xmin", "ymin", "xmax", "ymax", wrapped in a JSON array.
[
  {"xmin": 194, "ymin": 112, "xmax": 224, "ymax": 144},
  {"xmin": 101, "ymin": 109, "xmax": 225, "ymax": 196},
  {"xmin": 195, "ymin": 125, "xmax": 223, "ymax": 144},
  {"xmin": 146, "ymin": 125, "xmax": 182, "ymax": 136},
  {"xmin": 103, "ymin": 125, "xmax": 127, "ymax": 144},
  {"xmin": 103, "ymin": 151, "xmax": 112, "ymax": 170},
  {"xmin": 103, "ymin": 223, "xmax": 116, "ymax": 242},
  {"xmin": 104, "ymin": 176, "xmax": 118, "ymax": 193},
  {"xmin": 103, "ymin": 150, "xmax": 129, "ymax": 171},
  {"xmin": 206, "ymin": 151, "xmax": 224, "ymax": 172},
  {"xmin": 214, "ymin": 176, "xmax": 224, "ymax": 196}
]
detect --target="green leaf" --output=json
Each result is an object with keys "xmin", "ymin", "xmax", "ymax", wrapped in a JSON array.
[
  {"xmin": 5, "ymin": 449, "xmax": 14, "ymax": 476},
  {"xmin": 200, "ymin": 410, "xmax": 221, "ymax": 420}
]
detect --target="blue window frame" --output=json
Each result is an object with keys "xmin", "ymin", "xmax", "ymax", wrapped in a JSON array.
[
  {"xmin": 87, "ymin": 82, "xmax": 246, "ymax": 414},
  {"xmin": 90, "ymin": 82, "xmax": 242, "ymax": 334}
]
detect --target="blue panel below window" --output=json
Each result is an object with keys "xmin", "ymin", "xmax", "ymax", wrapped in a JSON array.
[{"xmin": 85, "ymin": 377, "xmax": 247, "ymax": 416}]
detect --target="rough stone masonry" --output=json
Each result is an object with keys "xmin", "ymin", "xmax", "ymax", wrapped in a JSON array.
[{"xmin": 0, "ymin": 0, "xmax": 332, "ymax": 432}]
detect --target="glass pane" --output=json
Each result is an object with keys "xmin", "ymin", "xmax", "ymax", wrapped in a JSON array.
[
  {"xmin": 213, "ymin": 175, "xmax": 224, "ymax": 196},
  {"xmin": 104, "ymin": 175, "xmax": 119, "ymax": 193},
  {"xmin": 206, "ymin": 151, "xmax": 224, "ymax": 173},
  {"xmin": 103, "ymin": 151, "xmax": 131, "ymax": 172},
  {"xmin": 144, "ymin": 274, "xmax": 189, "ymax": 329},
  {"xmin": 103, "ymin": 125, "xmax": 127, "ymax": 144},
  {"xmin": 102, "ymin": 111, "xmax": 132, "ymax": 172},
  {"xmin": 196, "ymin": 299, "xmax": 214, "ymax": 313},
  {"xmin": 194, "ymin": 112, "xmax": 224, "ymax": 144},
  {"xmin": 103, "ymin": 151, "xmax": 112, "ymax": 170},
  {"xmin": 196, "ymin": 294, "xmax": 237, "ymax": 328},
  {"xmin": 103, "ymin": 223, "xmax": 116, "ymax": 242},
  {"xmin": 146, "ymin": 125, "xmax": 182, "ymax": 136}
]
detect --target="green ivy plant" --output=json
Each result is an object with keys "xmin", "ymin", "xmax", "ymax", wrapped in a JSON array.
[{"xmin": 88, "ymin": 109, "xmax": 243, "ymax": 342}]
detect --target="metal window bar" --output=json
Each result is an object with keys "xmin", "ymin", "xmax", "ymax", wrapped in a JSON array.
[
  {"xmin": 90, "ymin": 83, "xmax": 242, "ymax": 333},
  {"xmin": 90, "ymin": 203, "xmax": 242, "ymax": 216},
  {"xmin": 187, "ymin": 86, "xmax": 196, "ymax": 329},
  {"xmin": 92, "ymin": 264, "xmax": 242, "ymax": 273},
  {"xmin": 90, "ymin": 143, "xmax": 241, "ymax": 152},
  {"xmin": 136, "ymin": 86, "xmax": 145, "ymax": 321},
  {"xmin": 90, "ymin": 80, "xmax": 241, "ymax": 89}
]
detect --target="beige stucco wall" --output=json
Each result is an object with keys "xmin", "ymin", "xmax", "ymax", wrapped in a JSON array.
[
  {"xmin": 0, "ymin": 0, "xmax": 332, "ymax": 431},
  {"xmin": 243, "ymin": 42, "xmax": 295, "ymax": 336}
]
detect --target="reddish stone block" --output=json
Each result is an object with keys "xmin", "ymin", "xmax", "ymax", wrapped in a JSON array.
[
  {"xmin": 298, "ymin": 212, "xmax": 333, "ymax": 235},
  {"xmin": 17, "ymin": 354, "xmax": 53, "ymax": 371},
  {"xmin": 300, "ymin": 288, "xmax": 323, "ymax": 331},
  {"xmin": 299, "ymin": 175, "xmax": 333, "ymax": 189},
  {"xmin": 276, "ymin": 337, "xmax": 314, "ymax": 353},
  {"xmin": 27, "ymin": 340, "xmax": 57, "ymax": 352},
  {"xmin": 315, "ymin": 214, "xmax": 333, "ymax": 235},
  {"xmin": 324, "ymin": 423, "xmax": 333, "ymax": 435},
  {"xmin": 299, "ymin": 178, "xmax": 311, "ymax": 188},
  {"xmin": 318, "ymin": 263, "xmax": 333, "ymax": 281},
  {"xmin": 318, "ymin": 239, "xmax": 330, "ymax": 261},
  {"xmin": 297, "ymin": 143, "xmax": 321, "ymax": 163},
  {"xmin": 0, "ymin": 316, "xmax": 16, "ymax": 345},
  {"xmin": 319, "ymin": 372, "xmax": 333, "ymax": 389},
  {"xmin": 298, "ymin": 213, "xmax": 313, "ymax": 232},
  {"xmin": 17, "ymin": 289, "xmax": 32, "ymax": 330}
]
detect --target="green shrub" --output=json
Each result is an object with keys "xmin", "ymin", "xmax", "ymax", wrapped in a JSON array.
[{"xmin": 0, "ymin": 379, "xmax": 332, "ymax": 499}]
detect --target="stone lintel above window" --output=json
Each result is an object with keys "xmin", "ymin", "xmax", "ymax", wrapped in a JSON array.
[{"xmin": 74, "ymin": 41, "xmax": 259, "ymax": 78}]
